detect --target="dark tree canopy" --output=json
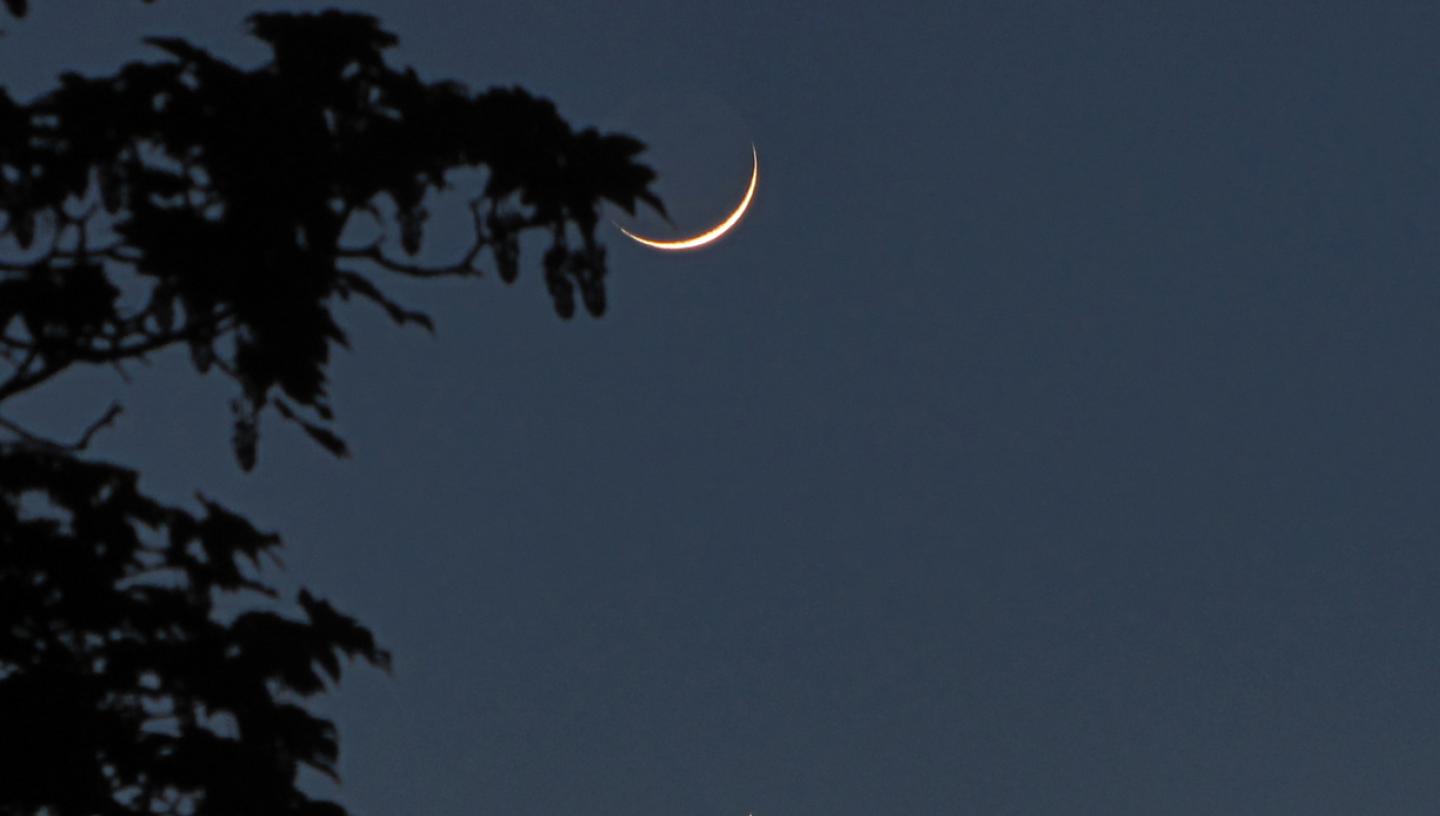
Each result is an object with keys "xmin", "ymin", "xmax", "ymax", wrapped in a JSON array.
[
  {"xmin": 0, "ymin": 447, "xmax": 387, "ymax": 816},
  {"xmin": 1, "ymin": 10, "xmax": 662, "ymax": 467},
  {"xmin": 1, "ymin": 10, "xmax": 663, "ymax": 816}
]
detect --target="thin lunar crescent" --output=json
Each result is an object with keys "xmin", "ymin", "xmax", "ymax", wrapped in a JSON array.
[{"xmin": 619, "ymin": 145, "xmax": 758, "ymax": 251}]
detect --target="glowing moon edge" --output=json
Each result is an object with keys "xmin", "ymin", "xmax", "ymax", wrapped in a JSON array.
[{"xmin": 617, "ymin": 144, "xmax": 758, "ymax": 251}]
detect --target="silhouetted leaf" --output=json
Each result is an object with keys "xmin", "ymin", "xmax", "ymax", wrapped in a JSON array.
[{"xmin": 272, "ymin": 398, "xmax": 349, "ymax": 459}]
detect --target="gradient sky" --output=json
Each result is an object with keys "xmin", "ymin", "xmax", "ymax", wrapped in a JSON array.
[{"xmin": 6, "ymin": 1, "xmax": 1440, "ymax": 813}]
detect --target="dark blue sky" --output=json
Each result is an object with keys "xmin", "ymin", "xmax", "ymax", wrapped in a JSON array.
[{"xmin": 7, "ymin": 1, "xmax": 1440, "ymax": 813}]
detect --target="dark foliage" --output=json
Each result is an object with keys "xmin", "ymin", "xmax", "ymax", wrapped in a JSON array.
[
  {"xmin": 1, "ymin": 10, "xmax": 662, "ymax": 816},
  {"xmin": 0, "ymin": 446, "xmax": 388, "ymax": 816},
  {"xmin": 0, "ymin": 10, "xmax": 663, "ymax": 467}
]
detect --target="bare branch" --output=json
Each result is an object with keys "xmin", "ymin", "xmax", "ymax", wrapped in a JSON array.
[
  {"xmin": 0, "ymin": 413, "xmax": 54, "ymax": 448},
  {"xmin": 0, "ymin": 313, "xmax": 234, "ymax": 403},
  {"xmin": 73, "ymin": 401, "xmax": 124, "ymax": 450},
  {"xmin": 336, "ymin": 244, "xmax": 485, "ymax": 278},
  {"xmin": 0, "ymin": 401, "xmax": 122, "ymax": 452}
]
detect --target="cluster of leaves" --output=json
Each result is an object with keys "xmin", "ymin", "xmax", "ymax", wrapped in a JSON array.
[
  {"xmin": 0, "ymin": 445, "xmax": 388, "ymax": 816},
  {"xmin": 1, "ymin": 9, "xmax": 665, "ymax": 816},
  {"xmin": 1, "ymin": 11, "xmax": 663, "ymax": 469}
]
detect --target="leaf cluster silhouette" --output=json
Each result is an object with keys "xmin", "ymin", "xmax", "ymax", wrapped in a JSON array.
[
  {"xmin": 1, "ymin": 447, "xmax": 387, "ymax": 815},
  {"xmin": 2, "ymin": 10, "xmax": 662, "ymax": 467},
  {"xmin": 1, "ymin": 9, "xmax": 663, "ymax": 816}
]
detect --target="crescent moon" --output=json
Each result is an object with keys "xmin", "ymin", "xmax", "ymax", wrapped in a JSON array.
[{"xmin": 619, "ymin": 145, "xmax": 758, "ymax": 251}]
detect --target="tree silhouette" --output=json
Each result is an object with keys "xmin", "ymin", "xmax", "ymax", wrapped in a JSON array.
[{"xmin": 0, "ymin": 9, "xmax": 663, "ymax": 815}]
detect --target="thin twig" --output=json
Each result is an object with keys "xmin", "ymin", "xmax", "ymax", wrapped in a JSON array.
[
  {"xmin": 73, "ymin": 402, "xmax": 124, "ymax": 450},
  {"xmin": 0, "ymin": 313, "xmax": 233, "ymax": 403},
  {"xmin": 0, "ymin": 401, "xmax": 123, "ymax": 452},
  {"xmin": 336, "ymin": 244, "xmax": 485, "ymax": 278}
]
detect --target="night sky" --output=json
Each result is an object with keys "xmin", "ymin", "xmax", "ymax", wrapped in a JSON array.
[{"xmin": 7, "ymin": 1, "xmax": 1440, "ymax": 813}]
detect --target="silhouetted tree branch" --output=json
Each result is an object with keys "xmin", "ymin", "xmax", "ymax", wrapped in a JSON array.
[
  {"xmin": 1, "ymin": 10, "xmax": 662, "ymax": 467},
  {"xmin": 0, "ymin": 10, "xmax": 664, "ymax": 816},
  {"xmin": 0, "ymin": 446, "xmax": 390, "ymax": 816},
  {"xmin": 0, "ymin": 400, "xmax": 122, "ymax": 452}
]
